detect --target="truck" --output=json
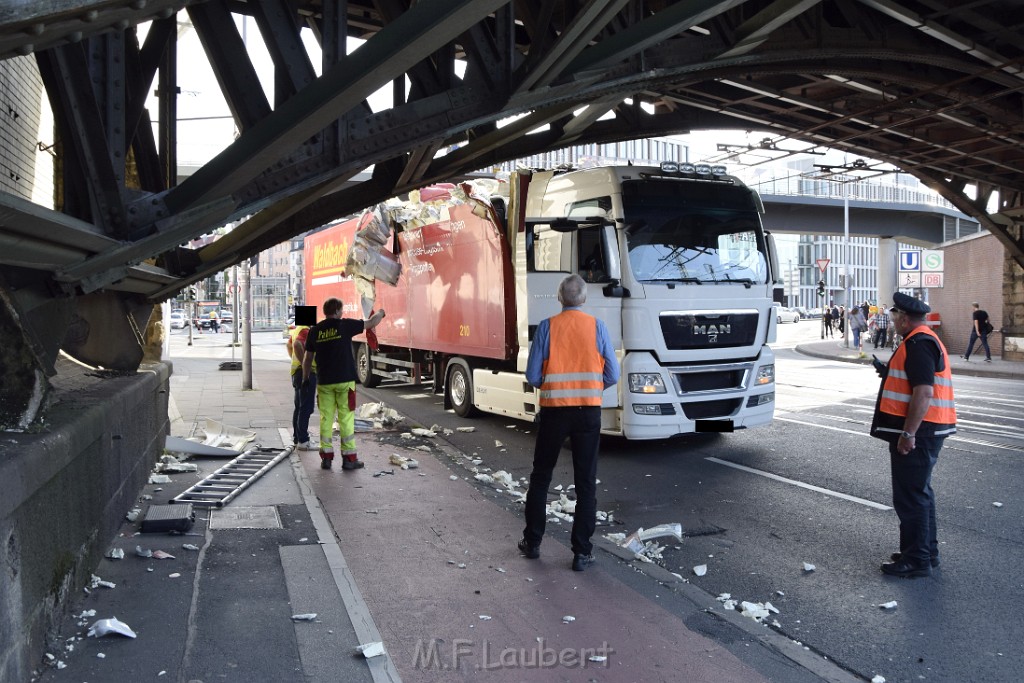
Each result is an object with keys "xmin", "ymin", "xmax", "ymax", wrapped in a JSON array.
[{"xmin": 303, "ymin": 163, "xmax": 781, "ymax": 440}]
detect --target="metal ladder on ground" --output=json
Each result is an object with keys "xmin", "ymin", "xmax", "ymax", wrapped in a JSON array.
[{"xmin": 172, "ymin": 446, "xmax": 291, "ymax": 508}]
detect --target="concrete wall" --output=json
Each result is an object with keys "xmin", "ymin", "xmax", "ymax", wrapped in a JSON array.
[
  {"xmin": 0, "ymin": 360, "xmax": 171, "ymax": 682},
  {"xmin": 927, "ymin": 233, "xmax": 1006, "ymax": 357}
]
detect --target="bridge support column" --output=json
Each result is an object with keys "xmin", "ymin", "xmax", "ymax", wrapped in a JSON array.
[{"xmin": 877, "ymin": 237, "xmax": 898, "ymax": 307}]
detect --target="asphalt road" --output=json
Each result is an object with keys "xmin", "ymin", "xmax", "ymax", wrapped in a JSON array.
[{"xmin": 352, "ymin": 320, "xmax": 1024, "ymax": 683}]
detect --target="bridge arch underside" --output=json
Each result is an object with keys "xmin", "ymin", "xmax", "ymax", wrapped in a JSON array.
[{"xmin": 2, "ymin": 0, "xmax": 1024, "ymax": 415}]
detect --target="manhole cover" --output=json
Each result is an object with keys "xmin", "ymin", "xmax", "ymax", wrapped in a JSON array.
[{"xmin": 209, "ymin": 506, "xmax": 282, "ymax": 529}]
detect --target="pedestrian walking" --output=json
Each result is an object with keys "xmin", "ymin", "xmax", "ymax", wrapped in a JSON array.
[
  {"xmin": 823, "ymin": 306, "xmax": 834, "ymax": 338},
  {"xmin": 870, "ymin": 292, "xmax": 956, "ymax": 578},
  {"xmin": 837, "ymin": 305, "xmax": 846, "ymax": 335},
  {"xmin": 872, "ymin": 305, "xmax": 890, "ymax": 349},
  {"xmin": 209, "ymin": 309, "xmax": 220, "ymax": 333},
  {"xmin": 301, "ymin": 298, "xmax": 386, "ymax": 470},
  {"xmin": 288, "ymin": 310, "xmax": 318, "ymax": 450},
  {"xmin": 849, "ymin": 306, "xmax": 867, "ymax": 357},
  {"xmin": 961, "ymin": 302, "xmax": 993, "ymax": 362},
  {"xmin": 518, "ymin": 274, "xmax": 619, "ymax": 572}
]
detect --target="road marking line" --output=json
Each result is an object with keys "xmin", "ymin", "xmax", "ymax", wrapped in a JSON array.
[
  {"xmin": 775, "ymin": 414, "xmax": 865, "ymax": 436},
  {"xmin": 705, "ymin": 457, "xmax": 892, "ymax": 510},
  {"xmin": 777, "ymin": 414, "xmax": 1024, "ymax": 452}
]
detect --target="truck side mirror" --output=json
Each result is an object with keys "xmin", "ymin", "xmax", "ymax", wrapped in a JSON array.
[{"xmin": 602, "ymin": 281, "xmax": 630, "ymax": 298}]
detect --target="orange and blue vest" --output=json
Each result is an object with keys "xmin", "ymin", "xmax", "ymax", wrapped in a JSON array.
[
  {"xmin": 538, "ymin": 310, "xmax": 606, "ymax": 407},
  {"xmin": 875, "ymin": 325, "xmax": 956, "ymax": 439}
]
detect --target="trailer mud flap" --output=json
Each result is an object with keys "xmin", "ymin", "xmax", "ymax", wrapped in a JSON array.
[{"xmin": 695, "ymin": 419, "xmax": 734, "ymax": 433}]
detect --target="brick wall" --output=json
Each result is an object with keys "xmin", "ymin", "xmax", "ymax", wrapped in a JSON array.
[
  {"xmin": 929, "ymin": 232, "xmax": 1012, "ymax": 358},
  {"xmin": 0, "ymin": 55, "xmax": 50, "ymax": 204}
]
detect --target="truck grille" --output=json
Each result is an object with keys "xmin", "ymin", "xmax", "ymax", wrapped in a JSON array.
[
  {"xmin": 675, "ymin": 368, "xmax": 746, "ymax": 392},
  {"xmin": 660, "ymin": 312, "xmax": 759, "ymax": 349},
  {"xmin": 682, "ymin": 399, "xmax": 743, "ymax": 420}
]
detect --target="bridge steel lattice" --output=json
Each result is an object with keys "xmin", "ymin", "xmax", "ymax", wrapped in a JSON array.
[{"xmin": 2, "ymin": 0, "xmax": 1024, "ymax": 426}]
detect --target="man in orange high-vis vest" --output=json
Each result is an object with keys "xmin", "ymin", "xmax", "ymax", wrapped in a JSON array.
[
  {"xmin": 870, "ymin": 292, "xmax": 956, "ymax": 578},
  {"xmin": 519, "ymin": 274, "xmax": 619, "ymax": 572}
]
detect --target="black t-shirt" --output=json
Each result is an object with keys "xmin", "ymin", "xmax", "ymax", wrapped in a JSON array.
[
  {"xmin": 972, "ymin": 309, "xmax": 988, "ymax": 330},
  {"xmin": 304, "ymin": 317, "xmax": 365, "ymax": 384},
  {"xmin": 903, "ymin": 333, "xmax": 943, "ymax": 387}
]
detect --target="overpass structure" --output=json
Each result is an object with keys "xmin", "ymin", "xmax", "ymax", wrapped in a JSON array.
[{"xmin": 4, "ymin": 2, "xmax": 1024, "ymax": 676}]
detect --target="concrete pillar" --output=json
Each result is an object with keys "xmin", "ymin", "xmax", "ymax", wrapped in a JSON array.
[{"xmin": 877, "ymin": 237, "xmax": 898, "ymax": 307}]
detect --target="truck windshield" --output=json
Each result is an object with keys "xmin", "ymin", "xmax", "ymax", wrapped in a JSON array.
[{"xmin": 621, "ymin": 179, "xmax": 768, "ymax": 285}]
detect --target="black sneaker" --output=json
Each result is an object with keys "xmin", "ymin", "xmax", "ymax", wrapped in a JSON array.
[
  {"xmin": 572, "ymin": 553, "xmax": 595, "ymax": 572},
  {"xmin": 517, "ymin": 539, "xmax": 540, "ymax": 559},
  {"xmin": 881, "ymin": 559, "xmax": 930, "ymax": 578},
  {"xmin": 891, "ymin": 552, "xmax": 939, "ymax": 568},
  {"xmin": 984, "ymin": 358, "xmax": 992, "ymax": 363},
  {"xmin": 342, "ymin": 458, "xmax": 365, "ymax": 470}
]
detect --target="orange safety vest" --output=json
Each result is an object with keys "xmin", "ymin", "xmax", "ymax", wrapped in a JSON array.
[
  {"xmin": 877, "ymin": 325, "xmax": 956, "ymax": 436},
  {"xmin": 538, "ymin": 310, "xmax": 605, "ymax": 408}
]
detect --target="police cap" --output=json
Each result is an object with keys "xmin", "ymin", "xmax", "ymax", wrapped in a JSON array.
[{"xmin": 890, "ymin": 292, "xmax": 930, "ymax": 316}]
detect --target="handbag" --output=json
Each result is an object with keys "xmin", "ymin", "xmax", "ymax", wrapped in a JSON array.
[{"xmin": 981, "ymin": 320, "xmax": 994, "ymax": 335}]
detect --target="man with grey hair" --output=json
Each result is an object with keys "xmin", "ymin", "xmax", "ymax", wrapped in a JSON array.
[{"xmin": 519, "ymin": 274, "xmax": 619, "ymax": 571}]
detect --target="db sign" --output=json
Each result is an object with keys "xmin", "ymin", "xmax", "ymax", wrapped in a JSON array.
[{"xmin": 923, "ymin": 272, "xmax": 944, "ymax": 288}]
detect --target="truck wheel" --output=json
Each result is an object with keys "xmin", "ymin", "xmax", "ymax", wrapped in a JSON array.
[
  {"xmin": 447, "ymin": 363, "xmax": 476, "ymax": 417},
  {"xmin": 356, "ymin": 343, "xmax": 380, "ymax": 388}
]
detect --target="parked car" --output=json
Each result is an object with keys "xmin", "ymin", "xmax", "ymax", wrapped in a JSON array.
[
  {"xmin": 794, "ymin": 306, "xmax": 821, "ymax": 319},
  {"xmin": 774, "ymin": 305, "xmax": 800, "ymax": 324},
  {"xmin": 168, "ymin": 311, "xmax": 186, "ymax": 329}
]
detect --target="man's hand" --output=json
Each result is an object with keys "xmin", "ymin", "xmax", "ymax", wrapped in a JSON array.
[
  {"xmin": 301, "ymin": 375, "xmax": 310, "ymax": 389},
  {"xmin": 871, "ymin": 355, "xmax": 888, "ymax": 379}
]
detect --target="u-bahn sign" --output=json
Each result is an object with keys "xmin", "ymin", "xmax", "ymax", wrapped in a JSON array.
[{"xmin": 898, "ymin": 249, "xmax": 944, "ymax": 287}]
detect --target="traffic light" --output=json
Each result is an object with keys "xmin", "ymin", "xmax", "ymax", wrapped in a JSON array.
[
  {"xmin": 186, "ymin": 285, "xmax": 198, "ymax": 301},
  {"xmin": 817, "ymin": 280, "xmax": 825, "ymax": 297}
]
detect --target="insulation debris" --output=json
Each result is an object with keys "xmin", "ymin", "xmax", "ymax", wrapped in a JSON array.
[
  {"xmin": 88, "ymin": 617, "xmax": 136, "ymax": 638},
  {"xmin": 388, "ymin": 454, "xmax": 419, "ymax": 469}
]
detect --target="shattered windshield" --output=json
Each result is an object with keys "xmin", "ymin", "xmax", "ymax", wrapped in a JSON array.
[{"xmin": 622, "ymin": 179, "xmax": 768, "ymax": 284}]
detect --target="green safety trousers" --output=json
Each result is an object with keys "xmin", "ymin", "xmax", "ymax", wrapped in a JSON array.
[{"xmin": 318, "ymin": 381, "xmax": 356, "ymax": 459}]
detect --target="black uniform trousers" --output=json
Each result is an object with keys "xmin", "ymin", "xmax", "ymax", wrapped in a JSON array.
[
  {"xmin": 523, "ymin": 406, "xmax": 601, "ymax": 556},
  {"xmin": 889, "ymin": 434, "xmax": 944, "ymax": 565}
]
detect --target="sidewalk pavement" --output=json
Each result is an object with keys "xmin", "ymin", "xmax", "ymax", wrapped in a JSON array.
[
  {"xmin": 46, "ymin": 330, "xmax": 1006, "ymax": 683},
  {"xmin": 796, "ymin": 335, "xmax": 1024, "ymax": 381}
]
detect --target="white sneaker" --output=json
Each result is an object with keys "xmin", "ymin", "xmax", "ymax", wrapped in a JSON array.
[{"xmin": 296, "ymin": 441, "xmax": 319, "ymax": 451}]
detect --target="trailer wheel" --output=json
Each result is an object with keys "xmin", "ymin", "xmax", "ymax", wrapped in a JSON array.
[
  {"xmin": 447, "ymin": 363, "xmax": 476, "ymax": 417},
  {"xmin": 356, "ymin": 343, "xmax": 380, "ymax": 388}
]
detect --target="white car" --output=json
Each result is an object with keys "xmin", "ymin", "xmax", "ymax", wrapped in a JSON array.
[
  {"xmin": 774, "ymin": 306, "xmax": 800, "ymax": 324},
  {"xmin": 169, "ymin": 311, "xmax": 186, "ymax": 329}
]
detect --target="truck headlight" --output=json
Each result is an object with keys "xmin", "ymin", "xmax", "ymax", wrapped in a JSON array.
[
  {"xmin": 629, "ymin": 373, "xmax": 667, "ymax": 394},
  {"xmin": 755, "ymin": 364, "xmax": 775, "ymax": 385}
]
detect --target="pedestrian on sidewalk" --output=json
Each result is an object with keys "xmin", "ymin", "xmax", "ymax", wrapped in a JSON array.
[
  {"xmin": 823, "ymin": 306, "xmax": 834, "ymax": 337},
  {"xmin": 849, "ymin": 306, "xmax": 867, "ymax": 357},
  {"xmin": 301, "ymin": 298, "xmax": 386, "ymax": 470},
  {"xmin": 288, "ymin": 309, "xmax": 318, "ymax": 450},
  {"xmin": 519, "ymin": 274, "xmax": 619, "ymax": 572},
  {"xmin": 209, "ymin": 309, "xmax": 220, "ymax": 334},
  {"xmin": 961, "ymin": 302, "xmax": 992, "ymax": 362},
  {"xmin": 872, "ymin": 305, "xmax": 890, "ymax": 349},
  {"xmin": 870, "ymin": 292, "xmax": 956, "ymax": 578}
]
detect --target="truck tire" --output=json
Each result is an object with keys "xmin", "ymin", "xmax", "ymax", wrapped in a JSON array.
[
  {"xmin": 446, "ymin": 362, "xmax": 476, "ymax": 417},
  {"xmin": 356, "ymin": 343, "xmax": 380, "ymax": 388}
]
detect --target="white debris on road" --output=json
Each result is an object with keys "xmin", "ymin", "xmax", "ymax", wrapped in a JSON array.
[
  {"xmin": 562, "ymin": 615, "xmax": 576, "ymax": 624},
  {"xmin": 693, "ymin": 564, "xmax": 707, "ymax": 577},
  {"xmin": 993, "ymin": 501, "xmax": 1004, "ymax": 507},
  {"xmin": 356, "ymin": 402, "xmax": 403, "ymax": 428},
  {"xmin": 878, "ymin": 601, "xmax": 898, "ymax": 610},
  {"xmin": 87, "ymin": 617, "xmax": 137, "ymax": 638},
  {"xmin": 389, "ymin": 454, "xmax": 419, "ymax": 469},
  {"xmin": 105, "ymin": 548, "xmax": 125, "ymax": 560},
  {"xmin": 410, "ymin": 427, "xmax": 436, "ymax": 438},
  {"xmin": 802, "ymin": 562, "xmax": 816, "ymax": 572},
  {"xmin": 291, "ymin": 613, "xmax": 317, "ymax": 621},
  {"xmin": 871, "ymin": 676, "xmax": 886, "ymax": 683},
  {"xmin": 355, "ymin": 641, "xmax": 386, "ymax": 658}
]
